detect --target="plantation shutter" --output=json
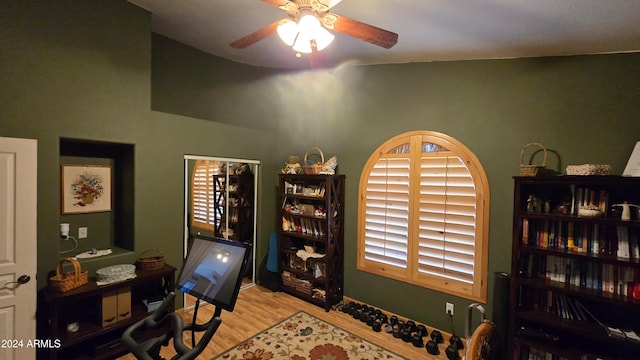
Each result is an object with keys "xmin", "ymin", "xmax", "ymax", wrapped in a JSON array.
[
  {"xmin": 191, "ymin": 160, "xmax": 216, "ymax": 231},
  {"xmin": 358, "ymin": 131, "xmax": 488, "ymax": 301},
  {"xmin": 417, "ymin": 154, "xmax": 476, "ymax": 284},
  {"xmin": 363, "ymin": 156, "xmax": 411, "ymax": 268}
]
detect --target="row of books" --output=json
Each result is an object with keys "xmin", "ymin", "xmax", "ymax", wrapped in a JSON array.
[
  {"xmin": 284, "ymin": 181, "xmax": 326, "ymax": 197},
  {"xmin": 281, "ymin": 215, "xmax": 326, "ymax": 238},
  {"xmin": 518, "ymin": 254, "xmax": 639, "ymax": 297},
  {"xmin": 522, "ymin": 219, "xmax": 640, "ymax": 259},
  {"xmin": 570, "ymin": 186, "xmax": 610, "ymax": 215},
  {"xmin": 518, "ymin": 286, "xmax": 594, "ymax": 322}
]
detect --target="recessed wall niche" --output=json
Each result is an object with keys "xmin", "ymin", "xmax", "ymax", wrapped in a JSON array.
[{"xmin": 59, "ymin": 138, "xmax": 134, "ymax": 257}]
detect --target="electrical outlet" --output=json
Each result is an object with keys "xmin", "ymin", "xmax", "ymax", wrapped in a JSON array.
[
  {"xmin": 78, "ymin": 227, "xmax": 88, "ymax": 239},
  {"xmin": 446, "ymin": 302, "xmax": 454, "ymax": 316}
]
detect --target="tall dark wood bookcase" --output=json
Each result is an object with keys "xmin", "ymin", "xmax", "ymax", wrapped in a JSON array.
[
  {"xmin": 212, "ymin": 173, "xmax": 254, "ymax": 243},
  {"xmin": 510, "ymin": 176, "xmax": 640, "ymax": 360},
  {"xmin": 277, "ymin": 174, "xmax": 344, "ymax": 311}
]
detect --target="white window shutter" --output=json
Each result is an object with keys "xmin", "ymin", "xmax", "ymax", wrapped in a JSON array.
[
  {"xmin": 417, "ymin": 155, "xmax": 476, "ymax": 284},
  {"xmin": 191, "ymin": 160, "xmax": 216, "ymax": 231},
  {"xmin": 363, "ymin": 157, "xmax": 411, "ymax": 268}
]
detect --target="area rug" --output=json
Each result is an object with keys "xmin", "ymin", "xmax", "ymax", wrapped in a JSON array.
[{"xmin": 213, "ymin": 311, "xmax": 407, "ymax": 360}]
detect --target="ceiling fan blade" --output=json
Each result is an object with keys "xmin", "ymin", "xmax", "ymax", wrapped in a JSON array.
[
  {"xmin": 319, "ymin": 0, "xmax": 343, "ymax": 9},
  {"xmin": 260, "ymin": 0, "xmax": 289, "ymax": 6},
  {"xmin": 230, "ymin": 20, "xmax": 282, "ymax": 49},
  {"xmin": 323, "ymin": 13, "xmax": 398, "ymax": 49}
]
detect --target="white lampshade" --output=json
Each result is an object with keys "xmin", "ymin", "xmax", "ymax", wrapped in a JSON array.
[
  {"xmin": 277, "ymin": 19, "xmax": 298, "ymax": 46},
  {"xmin": 313, "ymin": 26, "xmax": 335, "ymax": 51},
  {"xmin": 280, "ymin": 13, "xmax": 335, "ymax": 54},
  {"xmin": 292, "ymin": 31, "xmax": 313, "ymax": 54},
  {"xmin": 297, "ymin": 13, "xmax": 321, "ymax": 35}
]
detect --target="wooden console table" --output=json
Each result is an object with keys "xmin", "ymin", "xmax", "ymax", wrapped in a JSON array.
[{"xmin": 40, "ymin": 264, "xmax": 176, "ymax": 360}]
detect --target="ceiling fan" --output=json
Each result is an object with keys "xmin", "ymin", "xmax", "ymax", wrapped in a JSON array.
[{"xmin": 230, "ymin": 0, "xmax": 398, "ymax": 54}]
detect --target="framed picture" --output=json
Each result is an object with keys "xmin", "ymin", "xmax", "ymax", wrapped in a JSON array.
[{"xmin": 62, "ymin": 165, "xmax": 112, "ymax": 214}]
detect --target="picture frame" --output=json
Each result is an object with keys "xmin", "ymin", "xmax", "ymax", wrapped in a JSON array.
[{"xmin": 62, "ymin": 165, "xmax": 112, "ymax": 214}]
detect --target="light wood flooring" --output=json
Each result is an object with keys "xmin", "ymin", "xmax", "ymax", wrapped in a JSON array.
[{"xmin": 117, "ymin": 285, "xmax": 460, "ymax": 359}]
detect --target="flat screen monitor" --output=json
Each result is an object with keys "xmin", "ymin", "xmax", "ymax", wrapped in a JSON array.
[{"xmin": 176, "ymin": 235, "xmax": 251, "ymax": 312}]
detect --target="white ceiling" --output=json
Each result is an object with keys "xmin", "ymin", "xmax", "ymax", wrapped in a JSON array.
[{"xmin": 127, "ymin": 0, "xmax": 640, "ymax": 69}]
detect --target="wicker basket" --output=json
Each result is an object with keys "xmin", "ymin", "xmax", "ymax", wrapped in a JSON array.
[
  {"xmin": 304, "ymin": 147, "xmax": 324, "ymax": 175},
  {"xmin": 519, "ymin": 143, "xmax": 547, "ymax": 176},
  {"xmin": 295, "ymin": 280, "xmax": 313, "ymax": 296},
  {"xmin": 135, "ymin": 249, "xmax": 166, "ymax": 271},
  {"xmin": 48, "ymin": 257, "xmax": 89, "ymax": 292},
  {"xmin": 566, "ymin": 164, "xmax": 611, "ymax": 176},
  {"xmin": 282, "ymin": 272, "xmax": 296, "ymax": 288}
]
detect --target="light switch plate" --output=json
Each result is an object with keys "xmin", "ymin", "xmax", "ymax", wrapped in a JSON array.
[{"xmin": 79, "ymin": 227, "xmax": 88, "ymax": 239}]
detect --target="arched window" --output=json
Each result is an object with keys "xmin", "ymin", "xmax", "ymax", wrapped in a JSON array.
[{"xmin": 357, "ymin": 131, "xmax": 490, "ymax": 301}]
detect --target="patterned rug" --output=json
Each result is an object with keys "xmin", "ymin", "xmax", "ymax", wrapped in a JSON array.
[{"xmin": 213, "ymin": 311, "xmax": 407, "ymax": 360}]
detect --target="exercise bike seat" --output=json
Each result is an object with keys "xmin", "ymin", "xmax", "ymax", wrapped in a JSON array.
[{"xmin": 121, "ymin": 292, "xmax": 222, "ymax": 360}]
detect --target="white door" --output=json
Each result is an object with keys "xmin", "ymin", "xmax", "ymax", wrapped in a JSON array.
[{"xmin": 0, "ymin": 137, "xmax": 37, "ymax": 360}]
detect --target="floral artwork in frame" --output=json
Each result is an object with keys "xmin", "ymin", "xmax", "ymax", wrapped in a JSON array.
[{"xmin": 62, "ymin": 165, "xmax": 112, "ymax": 214}]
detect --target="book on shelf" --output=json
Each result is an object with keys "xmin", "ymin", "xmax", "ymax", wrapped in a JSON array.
[
  {"xmin": 522, "ymin": 219, "xmax": 640, "ymax": 259},
  {"xmin": 572, "ymin": 187, "xmax": 610, "ymax": 216},
  {"xmin": 519, "ymin": 253, "xmax": 638, "ymax": 297}
]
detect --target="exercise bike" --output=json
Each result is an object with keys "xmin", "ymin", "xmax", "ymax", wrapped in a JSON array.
[{"xmin": 122, "ymin": 235, "xmax": 251, "ymax": 360}]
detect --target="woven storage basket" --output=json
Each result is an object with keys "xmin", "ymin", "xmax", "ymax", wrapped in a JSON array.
[
  {"xmin": 304, "ymin": 147, "xmax": 324, "ymax": 175},
  {"xmin": 519, "ymin": 143, "xmax": 547, "ymax": 176},
  {"xmin": 48, "ymin": 257, "xmax": 88, "ymax": 292},
  {"xmin": 566, "ymin": 164, "xmax": 611, "ymax": 176},
  {"xmin": 282, "ymin": 273, "xmax": 296, "ymax": 288},
  {"xmin": 136, "ymin": 249, "xmax": 166, "ymax": 271},
  {"xmin": 295, "ymin": 280, "xmax": 313, "ymax": 296}
]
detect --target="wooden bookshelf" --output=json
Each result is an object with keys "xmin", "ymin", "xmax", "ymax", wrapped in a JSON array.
[
  {"xmin": 510, "ymin": 176, "xmax": 640, "ymax": 360},
  {"xmin": 277, "ymin": 174, "xmax": 344, "ymax": 311}
]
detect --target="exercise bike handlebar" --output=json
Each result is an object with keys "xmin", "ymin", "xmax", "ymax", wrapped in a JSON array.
[{"xmin": 121, "ymin": 292, "xmax": 222, "ymax": 360}]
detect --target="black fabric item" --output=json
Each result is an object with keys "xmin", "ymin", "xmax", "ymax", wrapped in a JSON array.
[{"xmin": 257, "ymin": 253, "xmax": 280, "ymax": 291}]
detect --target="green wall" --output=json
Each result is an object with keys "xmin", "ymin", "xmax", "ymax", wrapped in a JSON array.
[
  {"xmin": 152, "ymin": 36, "xmax": 640, "ymax": 332},
  {"xmin": 0, "ymin": 0, "xmax": 272, "ymax": 309},
  {"xmin": 2, "ymin": 0, "xmax": 639, "ymax": 336}
]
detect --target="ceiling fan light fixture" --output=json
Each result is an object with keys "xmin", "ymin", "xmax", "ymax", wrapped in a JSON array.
[
  {"xmin": 276, "ymin": 20, "xmax": 298, "ymax": 46},
  {"xmin": 297, "ymin": 13, "xmax": 321, "ymax": 36},
  {"xmin": 289, "ymin": 12, "xmax": 334, "ymax": 53},
  {"xmin": 292, "ymin": 31, "xmax": 313, "ymax": 53},
  {"xmin": 314, "ymin": 26, "xmax": 334, "ymax": 51}
]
